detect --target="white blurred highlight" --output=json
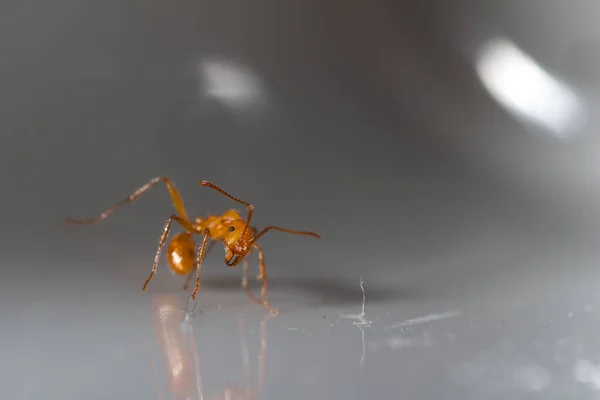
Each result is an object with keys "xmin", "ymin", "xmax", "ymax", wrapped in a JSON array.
[
  {"xmin": 574, "ymin": 359, "xmax": 600, "ymax": 390},
  {"xmin": 476, "ymin": 38, "xmax": 585, "ymax": 139},
  {"xmin": 198, "ymin": 58, "xmax": 266, "ymax": 113}
]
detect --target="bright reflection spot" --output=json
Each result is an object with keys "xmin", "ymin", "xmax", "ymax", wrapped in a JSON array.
[
  {"xmin": 476, "ymin": 38, "xmax": 585, "ymax": 139},
  {"xmin": 574, "ymin": 359, "xmax": 600, "ymax": 390},
  {"xmin": 198, "ymin": 58, "xmax": 266, "ymax": 113}
]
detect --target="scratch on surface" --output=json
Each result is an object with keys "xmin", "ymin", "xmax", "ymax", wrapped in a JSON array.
[
  {"xmin": 368, "ymin": 331, "xmax": 434, "ymax": 353},
  {"xmin": 386, "ymin": 310, "xmax": 462, "ymax": 329},
  {"xmin": 339, "ymin": 277, "xmax": 373, "ymax": 328},
  {"xmin": 339, "ymin": 277, "xmax": 372, "ymax": 369}
]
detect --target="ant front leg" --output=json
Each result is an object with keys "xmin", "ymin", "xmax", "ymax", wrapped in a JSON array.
[
  {"xmin": 190, "ymin": 230, "xmax": 211, "ymax": 300},
  {"xmin": 252, "ymin": 243, "xmax": 278, "ymax": 315},
  {"xmin": 183, "ymin": 240, "xmax": 216, "ymax": 290},
  {"xmin": 66, "ymin": 176, "xmax": 191, "ymax": 224},
  {"xmin": 241, "ymin": 255, "xmax": 261, "ymax": 305},
  {"xmin": 254, "ymin": 243, "xmax": 265, "ymax": 281},
  {"xmin": 143, "ymin": 215, "xmax": 195, "ymax": 293}
]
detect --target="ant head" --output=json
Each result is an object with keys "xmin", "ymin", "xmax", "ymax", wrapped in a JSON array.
[{"xmin": 223, "ymin": 219, "xmax": 254, "ymax": 267}]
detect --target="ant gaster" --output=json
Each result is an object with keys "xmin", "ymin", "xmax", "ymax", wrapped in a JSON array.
[{"xmin": 65, "ymin": 176, "xmax": 320, "ymax": 315}]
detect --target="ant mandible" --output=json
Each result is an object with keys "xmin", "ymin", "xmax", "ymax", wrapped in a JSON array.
[{"xmin": 65, "ymin": 176, "xmax": 320, "ymax": 315}]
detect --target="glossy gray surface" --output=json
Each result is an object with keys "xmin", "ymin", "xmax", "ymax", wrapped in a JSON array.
[{"xmin": 4, "ymin": 1, "xmax": 600, "ymax": 399}]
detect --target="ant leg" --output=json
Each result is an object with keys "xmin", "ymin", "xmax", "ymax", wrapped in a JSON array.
[
  {"xmin": 241, "ymin": 256, "xmax": 261, "ymax": 304},
  {"xmin": 254, "ymin": 246, "xmax": 265, "ymax": 281},
  {"xmin": 252, "ymin": 243, "xmax": 278, "ymax": 315},
  {"xmin": 182, "ymin": 272, "xmax": 194, "ymax": 292},
  {"xmin": 143, "ymin": 215, "xmax": 194, "ymax": 293},
  {"xmin": 182, "ymin": 240, "xmax": 215, "ymax": 290},
  {"xmin": 199, "ymin": 180, "xmax": 254, "ymax": 237},
  {"xmin": 66, "ymin": 176, "xmax": 191, "ymax": 224},
  {"xmin": 190, "ymin": 230, "xmax": 211, "ymax": 300}
]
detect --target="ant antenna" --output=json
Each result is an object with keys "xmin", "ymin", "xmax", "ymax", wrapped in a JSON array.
[
  {"xmin": 199, "ymin": 181, "xmax": 320, "ymax": 246},
  {"xmin": 251, "ymin": 226, "xmax": 320, "ymax": 245},
  {"xmin": 200, "ymin": 181, "xmax": 254, "ymax": 238}
]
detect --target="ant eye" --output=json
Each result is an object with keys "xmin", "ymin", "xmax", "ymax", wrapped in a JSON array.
[{"xmin": 228, "ymin": 226, "xmax": 235, "ymax": 232}]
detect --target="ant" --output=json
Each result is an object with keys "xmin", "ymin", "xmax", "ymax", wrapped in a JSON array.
[{"xmin": 65, "ymin": 176, "xmax": 320, "ymax": 314}]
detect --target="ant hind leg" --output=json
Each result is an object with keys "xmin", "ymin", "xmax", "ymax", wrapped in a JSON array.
[{"xmin": 66, "ymin": 176, "xmax": 191, "ymax": 224}]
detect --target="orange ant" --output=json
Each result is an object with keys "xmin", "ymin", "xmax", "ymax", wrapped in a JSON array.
[{"xmin": 65, "ymin": 176, "xmax": 320, "ymax": 314}]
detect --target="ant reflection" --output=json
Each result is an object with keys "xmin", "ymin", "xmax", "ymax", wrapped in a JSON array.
[{"xmin": 149, "ymin": 295, "xmax": 271, "ymax": 400}]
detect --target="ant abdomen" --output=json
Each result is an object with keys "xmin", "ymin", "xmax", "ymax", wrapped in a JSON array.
[{"xmin": 167, "ymin": 232, "xmax": 197, "ymax": 276}]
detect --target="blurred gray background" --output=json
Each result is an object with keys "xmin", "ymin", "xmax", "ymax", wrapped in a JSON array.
[{"xmin": 3, "ymin": 0, "xmax": 600, "ymax": 399}]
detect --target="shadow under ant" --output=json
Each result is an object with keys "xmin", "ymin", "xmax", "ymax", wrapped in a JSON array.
[{"xmin": 198, "ymin": 275, "xmax": 422, "ymax": 307}]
